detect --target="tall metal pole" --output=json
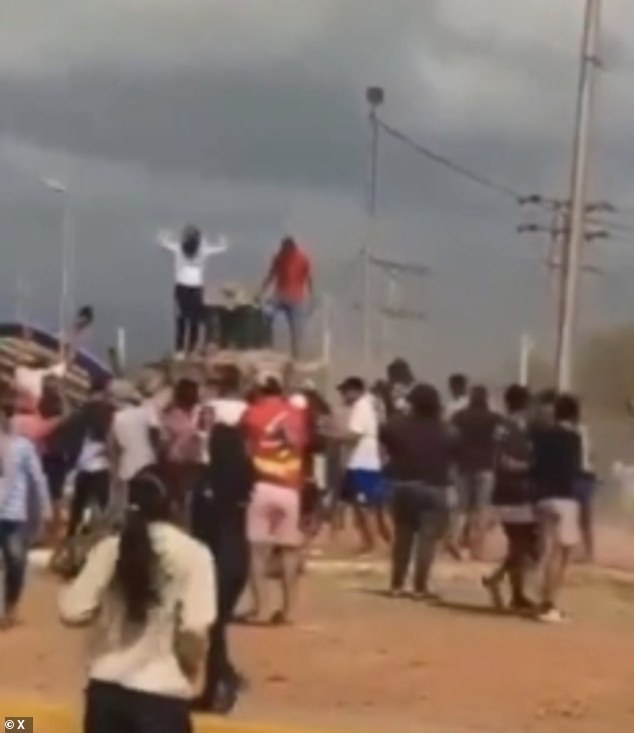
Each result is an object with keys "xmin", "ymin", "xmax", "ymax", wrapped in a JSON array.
[
  {"xmin": 362, "ymin": 86, "xmax": 384, "ymax": 380},
  {"xmin": 42, "ymin": 178, "xmax": 73, "ymax": 352},
  {"xmin": 555, "ymin": 0, "xmax": 602, "ymax": 390},
  {"xmin": 60, "ymin": 192, "xmax": 73, "ymax": 346}
]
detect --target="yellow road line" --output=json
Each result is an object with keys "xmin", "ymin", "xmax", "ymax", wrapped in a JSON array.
[{"xmin": 0, "ymin": 698, "xmax": 334, "ymax": 733}]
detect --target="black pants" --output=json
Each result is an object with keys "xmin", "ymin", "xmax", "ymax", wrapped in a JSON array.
[
  {"xmin": 68, "ymin": 470, "xmax": 110, "ymax": 537},
  {"xmin": 41, "ymin": 453, "xmax": 69, "ymax": 502},
  {"xmin": 84, "ymin": 681, "xmax": 191, "ymax": 733},
  {"xmin": 175, "ymin": 284, "xmax": 204, "ymax": 353},
  {"xmin": 190, "ymin": 496, "xmax": 249, "ymax": 704},
  {"xmin": 391, "ymin": 482, "xmax": 448, "ymax": 593}
]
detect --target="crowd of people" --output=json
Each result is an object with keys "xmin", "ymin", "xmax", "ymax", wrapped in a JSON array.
[
  {"xmin": 0, "ymin": 225, "xmax": 598, "ymax": 733},
  {"xmin": 0, "ymin": 349, "xmax": 598, "ymax": 728}
]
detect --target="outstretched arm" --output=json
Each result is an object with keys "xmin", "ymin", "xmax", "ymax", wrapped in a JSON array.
[
  {"xmin": 201, "ymin": 234, "xmax": 229, "ymax": 258},
  {"xmin": 59, "ymin": 538, "xmax": 116, "ymax": 626},
  {"xmin": 157, "ymin": 230, "xmax": 179, "ymax": 253}
]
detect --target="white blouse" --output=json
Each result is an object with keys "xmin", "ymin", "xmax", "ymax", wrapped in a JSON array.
[
  {"xmin": 59, "ymin": 522, "xmax": 216, "ymax": 699},
  {"xmin": 158, "ymin": 231, "xmax": 228, "ymax": 288}
]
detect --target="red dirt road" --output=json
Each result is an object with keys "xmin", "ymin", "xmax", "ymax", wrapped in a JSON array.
[{"xmin": 2, "ymin": 561, "xmax": 634, "ymax": 733}]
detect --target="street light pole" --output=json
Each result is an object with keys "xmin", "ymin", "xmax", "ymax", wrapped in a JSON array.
[
  {"xmin": 362, "ymin": 86, "xmax": 384, "ymax": 379},
  {"xmin": 42, "ymin": 178, "xmax": 73, "ymax": 347},
  {"xmin": 555, "ymin": 0, "xmax": 602, "ymax": 391}
]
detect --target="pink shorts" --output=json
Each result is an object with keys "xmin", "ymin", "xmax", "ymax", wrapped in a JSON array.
[{"xmin": 247, "ymin": 482, "xmax": 302, "ymax": 547}]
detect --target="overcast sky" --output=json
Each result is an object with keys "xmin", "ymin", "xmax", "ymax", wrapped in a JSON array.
[{"xmin": 1, "ymin": 0, "xmax": 634, "ymax": 378}]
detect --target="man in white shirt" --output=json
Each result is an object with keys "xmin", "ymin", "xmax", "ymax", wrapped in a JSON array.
[
  {"xmin": 337, "ymin": 376, "xmax": 390, "ymax": 554},
  {"xmin": 110, "ymin": 381, "xmax": 162, "ymax": 491},
  {"xmin": 446, "ymin": 373, "xmax": 469, "ymax": 419},
  {"xmin": 158, "ymin": 225, "xmax": 228, "ymax": 358}
]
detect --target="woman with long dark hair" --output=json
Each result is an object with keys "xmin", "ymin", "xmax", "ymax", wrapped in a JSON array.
[
  {"xmin": 158, "ymin": 225, "xmax": 228, "ymax": 358},
  {"xmin": 59, "ymin": 470, "xmax": 216, "ymax": 733},
  {"xmin": 381, "ymin": 383, "xmax": 455, "ymax": 599}
]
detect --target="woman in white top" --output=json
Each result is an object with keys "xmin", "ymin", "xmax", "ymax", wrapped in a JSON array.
[
  {"xmin": 158, "ymin": 225, "xmax": 228, "ymax": 358},
  {"xmin": 59, "ymin": 471, "xmax": 216, "ymax": 733}
]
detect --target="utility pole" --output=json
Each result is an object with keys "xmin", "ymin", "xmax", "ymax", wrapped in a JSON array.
[
  {"xmin": 556, "ymin": 0, "xmax": 602, "ymax": 391},
  {"xmin": 518, "ymin": 198, "xmax": 608, "ymax": 356},
  {"xmin": 362, "ymin": 86, "xmax": 384, "ymax": 380}
]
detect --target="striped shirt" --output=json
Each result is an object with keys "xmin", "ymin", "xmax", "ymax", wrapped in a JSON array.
[{"xmin": 0, "ymin": 435, "xmax": 52, "ymax": 523}]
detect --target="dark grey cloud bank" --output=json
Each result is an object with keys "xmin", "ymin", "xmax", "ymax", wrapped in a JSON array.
[{"xmin": 0, "ymin": 0, "xmax": 633, "ymax": 378}]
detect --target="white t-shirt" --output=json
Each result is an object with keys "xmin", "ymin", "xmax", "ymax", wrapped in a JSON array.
[
  {"xmin": 77, "ymin": 438, "xmax": 109, "ymax": 473},
  {"xmin": 346, "ymin": 393, "xmax": 381, "ymax": 471},
  {"xmin": 208, "ymin": 397, "xmax": 247, "ymax": 427},
  {"xmin": 158, "ymin": 231, "xmax": 228, "ymax": 288},
  {"xmin": 112, "ymin": 402, "xmax": 160, "ymax": 481},
  {"xmin": 446, "ymin": 395, "xmax": 468, "ymax": 419},
  {"xmin": 15, "ymin": 362, "xmax": 67, "ymax": 401},
  {"xmin": 59, "ymin": 522, "xmax": 216, "ymax": 699}
]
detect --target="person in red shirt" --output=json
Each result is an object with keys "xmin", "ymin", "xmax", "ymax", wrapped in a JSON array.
[
  {"xmin": 259, "ymin": 237, "xmax": 313, "ymax": 359},
  {"xmin": 242, "ymin": 372, "xmax": 306, "ymax": 624}
]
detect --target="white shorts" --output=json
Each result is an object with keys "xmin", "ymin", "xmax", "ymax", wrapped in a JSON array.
[{"xmin": 537, "ymin": 498, "xmax": 580, "ymax": 549}]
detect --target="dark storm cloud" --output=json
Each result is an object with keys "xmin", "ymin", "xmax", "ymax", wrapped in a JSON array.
[
  {"xmin": 0, "ymin": 67, "xmax": 365, "ymax": 190},
  {"xmin": 1, "ymin": 0, "xmax": 634, "ymax": 376}
]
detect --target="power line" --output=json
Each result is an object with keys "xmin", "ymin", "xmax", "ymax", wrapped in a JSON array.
[
  {"xmin": 376, "ymin": 118, "xmax": 542, "ymax": 204},
  {"xmin": 375, "ymin": 118, "xmax": 634, "ymax": 239}
]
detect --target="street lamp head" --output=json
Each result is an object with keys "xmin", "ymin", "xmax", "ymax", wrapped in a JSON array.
[
  {"xmin": 366, "ymin": 86, "xmax": 385, "ymax": 108},
  {"xmin": 41, "ymin": 177, "xmax": 68, "ymax": 194}
]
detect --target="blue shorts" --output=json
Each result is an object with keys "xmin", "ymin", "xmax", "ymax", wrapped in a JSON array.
[{"xmin": 343, "ymin": 469, "xmax": 386, "ymax": 508}]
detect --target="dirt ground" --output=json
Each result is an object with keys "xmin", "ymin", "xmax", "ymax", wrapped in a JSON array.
[{"xmin": 3, "ymin": 532, "xmax": 634, "ymax": 733}]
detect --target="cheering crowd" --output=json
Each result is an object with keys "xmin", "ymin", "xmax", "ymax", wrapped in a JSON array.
[{"xmin": 0, "ymin": 226, "xmax": 597, "ymax": 733}]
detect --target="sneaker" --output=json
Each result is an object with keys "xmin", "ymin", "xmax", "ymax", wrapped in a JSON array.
[{"xmin": 537, "ymin": 607, "xmax": 567, "ymax": 624}]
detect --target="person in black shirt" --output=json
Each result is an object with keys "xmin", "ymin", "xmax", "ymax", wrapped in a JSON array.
[
  {"xmin": 532, "ymin": 393, "xmax": 582, "ymax": 623},
  {"xmin": 482, "ymin": 385, "xmax": 538, "ymax": 612},
  {"xmin": 452, "ymin": 386, "xmax": 501, "ymax": 560},
  {"xmin": 380, "ymin": 384, "xmax": 454, "ymax": 600},
  {"xmin": 190, "ymin": 421, "xmax": 254, "ymax": 714}
]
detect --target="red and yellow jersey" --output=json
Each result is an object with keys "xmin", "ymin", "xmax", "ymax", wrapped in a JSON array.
[{"xmin": 242, "ymin": 396, "xmax": 306, "ymax": 489}]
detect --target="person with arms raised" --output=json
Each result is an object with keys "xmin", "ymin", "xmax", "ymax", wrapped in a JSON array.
[{"xmin": 158, "ymin": 225, "xmax": 228, "ymax": 359}]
